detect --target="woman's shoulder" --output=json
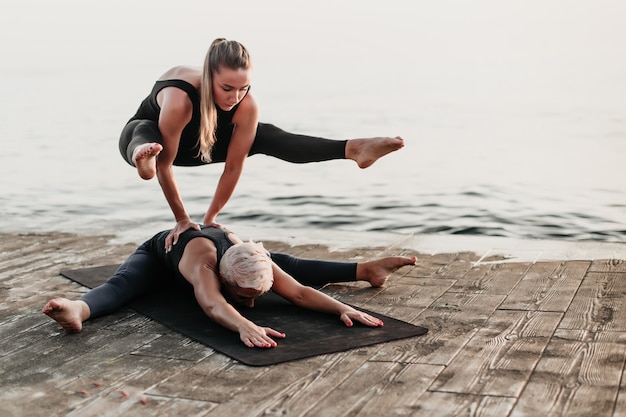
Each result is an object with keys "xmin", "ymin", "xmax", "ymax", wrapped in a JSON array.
[
  {"xmin": 232, "ymin": 92, "xmax": 258, "ymax": 122},
  {"xmin": 157, "ymin": 66, "xmax": 201, "ymax": 87}
]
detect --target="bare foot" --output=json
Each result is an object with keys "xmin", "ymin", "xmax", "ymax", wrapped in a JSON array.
[
  {"xmin": 132, "ymin": 143, "xmax": 163, "ymax": 180},
  {"xmin": 42, "ymin": 298, "xmax": 90, "ymax": 333},
  {"xmin": 357, "ymin": 255, "xmax": 417, "ymax": 287},
  {"xmin": 345, "ymin": 136, "xmax": 404, "ymax": 168}
]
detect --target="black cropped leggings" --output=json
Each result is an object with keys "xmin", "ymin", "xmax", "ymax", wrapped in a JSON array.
[
  {"xmin": 80, "ymin": 244, "xmax": 357, "ymax": 319},
  {"xmin": 119, "ymin": 121, "xmax": 347, "ymax": 167}
]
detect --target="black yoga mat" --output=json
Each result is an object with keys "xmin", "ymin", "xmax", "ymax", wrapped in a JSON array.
[{"xmin": 60, "ymin": 265, "xmax": 428, "ymax": 366}]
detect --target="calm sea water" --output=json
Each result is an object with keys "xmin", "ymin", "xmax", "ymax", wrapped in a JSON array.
[{"xmin": 1, "ymin": 1, "xmax": 625, "ymax": 244}]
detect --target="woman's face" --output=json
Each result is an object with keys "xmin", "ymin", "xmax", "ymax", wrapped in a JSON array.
[
  {"xmin": 212, "ymin": 66, "xmax": 251, "ymax": 111},
  {"xmin": 222, "ymin": 284, "xmax": 263, "ymax": 308}
]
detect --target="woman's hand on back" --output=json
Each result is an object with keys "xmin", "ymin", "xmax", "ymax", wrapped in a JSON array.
[{"xmin": 165, "ymin": 219, "xmax": 201, "ymax": 252}]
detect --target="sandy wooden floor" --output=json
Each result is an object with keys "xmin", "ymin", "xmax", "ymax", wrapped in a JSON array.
[{"xmin": 1, "ymin": 230, "xmax": 625, "ymax": 417}]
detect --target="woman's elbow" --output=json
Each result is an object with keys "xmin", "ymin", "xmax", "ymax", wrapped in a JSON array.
[
  {"xmin": 199, "ymin": 299, "xmax": 222, "ymax": 321},
  {"xmin": 288, "ymin": 289, "xmax": 310, "ymax": 306}
]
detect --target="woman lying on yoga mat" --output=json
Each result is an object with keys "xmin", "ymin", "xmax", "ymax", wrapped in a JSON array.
[
  {"xmin": 43, "ymin": 226, "xmax": 416, "ymax": 348},
  {"xmin": 119, "ymin": 38, "xmax": 404, "ymax": 251}
]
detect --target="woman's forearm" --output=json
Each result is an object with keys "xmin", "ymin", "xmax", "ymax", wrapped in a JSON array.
[
  {"xmin": 202, "ymin": 300, "xmax": 251, "ymax": 333},
  {"xmin": 157, "ymin": 165, "xmax": 189, "ymax": 221},
  {"xmin": 289, "ymin": 286, "xmax": 348, "ymax": 316},
  {"xmin": 205, "ymin": 166, "xmax": 243, "ymax": 223}
]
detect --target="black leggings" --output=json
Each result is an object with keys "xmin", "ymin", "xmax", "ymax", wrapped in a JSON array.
[
  {"xmin": 119, "ymin": 121, "xmax": 347, "ymax": 167},
  {"xmin": 80, "ymin": 245, "xmax": 357, "ymax": 319}
]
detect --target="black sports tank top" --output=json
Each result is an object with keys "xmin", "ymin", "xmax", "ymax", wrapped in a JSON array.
[
  {"xmin": 147, "ymin": 226, "xmax": 235, "ymax": 280},
  {"xmin": 128, "ymin": 79, "xmax": 248, "ymax": 166}
]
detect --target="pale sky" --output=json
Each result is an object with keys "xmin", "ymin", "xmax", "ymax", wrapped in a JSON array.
[{"xmin": 2, "ymin": 0, "xmax": 625, "ymax": 71}]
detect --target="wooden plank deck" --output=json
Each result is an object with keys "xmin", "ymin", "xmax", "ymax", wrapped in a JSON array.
[{"xmin": 0, "ymin": 230, "xmax": 625, "ymax": 417}]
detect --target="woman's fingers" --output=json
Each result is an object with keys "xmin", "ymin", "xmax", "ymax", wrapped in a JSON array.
[
  {"xmin": 341, "ymin": 311, "xmax": 384, "ymax": 327},
  {"xmin": 241, "ymin": 327, "xmax": 285, "ymax": 348},
  {"xmin": 265, "ymin": 327, "xmax": 286, "ymax": 339}
]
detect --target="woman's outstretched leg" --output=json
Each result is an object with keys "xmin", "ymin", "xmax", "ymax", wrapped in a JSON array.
[
  {"xmin": 270, "ymin": 252, "xmax": 416, "ymax": 288},
  {"xmin": 43, "ymin": 245, "xmax": 167, "ymax": 332},
  {"xmin": 251, "ymin": 123, "xmax": 404, "ymax": 167}
]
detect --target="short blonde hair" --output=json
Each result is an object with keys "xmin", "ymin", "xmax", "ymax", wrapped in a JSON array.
[{"xmin": 219, "ymin": 241, "xmax": 273, "ymax": 293}]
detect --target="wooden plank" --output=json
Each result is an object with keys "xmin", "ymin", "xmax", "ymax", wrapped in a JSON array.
[
  {"xmin": 553, "ymin": 328, "xmax": 626, "ymax": 344},
  {"xmin": 615, "ymin": 366, "xmax": 626, "ymax": 417},
  {"xmin": 430, "ymin": 310, "xmax": 562, "ymax": 396},
  {"xmin": 588, "ymin": 259, "xmax": 626, "ymax": 273},
  {"xmin": 510, "ymin": 339, "xmax": 626, "ymax": 417},
  {"xmin": 299, "ymin": 361, "xmax": 426, "ymax": 417},
  {"xmin": 370, "ymin": 292, "xmax": 506, "ymax": 365},
  {"xmin": 203, "ymin": 351, "xmax": 371, "ymax": 416},
  {"xmin": 351, "ymin": 363, "xmax": 443, "ymax": 417},
  {"xmin": 1, "ymin": 328, "xmax": 162, "ymax": 386},
  {"xmin": 356, "ymin": 276, "xmax": 456, "ymax": 323},
  {"xmin": 1, "ymin": 383, "xmax": 90, "ymax": 417},
  {"xmin": 147, "ymin": 354, "xmax": 252, "ymax": 403},
  {"xmin": 405, "ymin": 391, "xmax": 516, "ymax": 417},
  {"xmin": 322, "ymin": 282, "xmax": 386, "ymax": 309},
  {"xmin": 448, "ymin": 261, "xmax": 531, "ymax": 295},
  {"xmin": 61, "ymin": 353, "xmax": 194, "ymax": 392},
  {"xmin": 250, "ymin": 354, "xmax": 372, "ymax": 417},
  {"xmin": 559, "ymin": 272, "xmax": 626, "ymax": 332},
  {"xmin": 66, "ymin": 390, "xmax": 218, "ymax": 417},
  {"xmin": 131, "ymin": 334, "xmax": 214, "ymax": 362},
  {"xmin": 379, "ymin": 275, "xmax": 457, "ymax": 308},
  {"xmin": 0, "ymin": 314, "xmax": 53, "ymax": 356},
  {"xmin": 0, "ymin": 233, "xmax": 132, "ymax": 272},
  {"xmin": 51, "ymin": 354, "xmax": 206, "ymax": 417},
  {"xmin": 0, "ymin": 323, "xmax": 183, "ymax": 416},
  {"xmin": 500, "ymin": 261, "xmax": 589, "ymax": 312},
  {"xmin": 406, "ymin": 251, "xmax": 480, "ymax": 279}
]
